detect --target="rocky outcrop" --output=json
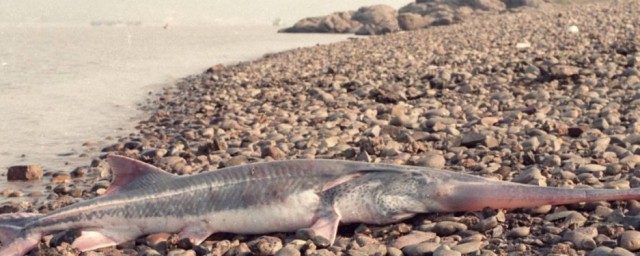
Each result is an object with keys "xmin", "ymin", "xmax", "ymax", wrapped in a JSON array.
[
  {"xmin": 503, "ymin": 0, "xmax": 544, "ymax": 8},
  {"xmin": 398, "ymin": 13, "xmax": 433, "ymax": 30},
  {"xmin": 352, "ymin": 5, "xmax": 400, "ymax": 35},
  {"xmin": 279, "ymin": 11, "xmax": 360, "ymax": 33},
  {"xmin": 462, "ymin": 0, "xmax": 507, "ymax": 12},
  {"xmin": 281, "ymin": 0, "xmax": 549, "ymax": 35}
]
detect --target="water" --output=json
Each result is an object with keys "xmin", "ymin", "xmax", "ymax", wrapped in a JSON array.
[{"xmin": 0, "ymin": 24, "xmax": 350, "ymax": 172}]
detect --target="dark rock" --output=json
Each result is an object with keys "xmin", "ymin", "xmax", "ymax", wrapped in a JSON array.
[
  {"xmin": 7, "ymin": 165, "xmax": 43, "ymax": 181},
  {"xmin": 461, "ymin": 132, "xmax": 499, "ymax": 148},
  {"xmin": 568, "ymin": 126, "xmax": 588, "ymax": 138},
  {"xmin": 49, "ymin": 230, "xmax": 82, "ymax": 247}
]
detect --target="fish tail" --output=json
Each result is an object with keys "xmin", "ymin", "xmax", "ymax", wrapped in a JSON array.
[{"xmin": 0, "ymin": 212, "xmax": 42, "ymax": 256}]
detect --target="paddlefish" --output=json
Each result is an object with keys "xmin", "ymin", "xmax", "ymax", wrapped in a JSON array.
[{"xmin": 1, "ymin": 155, "xmax": 639, "ymax": 255}]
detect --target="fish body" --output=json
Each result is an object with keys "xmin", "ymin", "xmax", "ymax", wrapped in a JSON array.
[{"xmin": 1, "ymin": 155, "xmax": 639, "ymax": 255}]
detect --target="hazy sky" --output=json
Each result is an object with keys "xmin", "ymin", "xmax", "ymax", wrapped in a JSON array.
[{"xmin": 0, "ymin": 0, "xmax": 412, "ymax": 25}]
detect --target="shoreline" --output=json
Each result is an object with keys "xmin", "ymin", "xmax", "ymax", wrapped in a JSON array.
[
  {"xmin": 3, "ymin": 0, "xmax": 640, "ymax": 255},
  {"xmin": 0, "ymin": 25, "xmax": 351, "ymax": 172}
]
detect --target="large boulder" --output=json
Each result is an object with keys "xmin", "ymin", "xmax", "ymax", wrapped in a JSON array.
[
  {"xmin": 398, "ymin": 13, "xmax": 432, "ymax": 30},
  {"xmin": 280, "ymin": 11, "xmax": 361, "ymax": 33},
  {"xmin": 503, "ymin": 0, "xmax": 544, "ymax": 8},
  {"xmin": 352, "ymin": 5, "xmax": 400, "ymax": 35},
  {"xmin": 399, "ymin": 2, "xmax": 432, "ymax": 16},
  {"xmin": 461, "ymin": 0, "xmax": 507, "ymax": 11},
  {"xmin": 322, "ymin": 11, "xmax": 362, "ymax": 33},
  {"xmin": 399, "ymin": 1, "xmax": 461, "ymax": 27}
]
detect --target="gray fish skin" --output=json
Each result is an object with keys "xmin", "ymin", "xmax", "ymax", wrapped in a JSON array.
[{"xmin": 2, "ymin": 155, "xmax": 640, "ymax": 255}]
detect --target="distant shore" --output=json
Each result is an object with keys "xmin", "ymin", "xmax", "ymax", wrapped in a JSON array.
[{"xmin": 3, "ymin": 0, "xmax": 640, "ymax": 255}]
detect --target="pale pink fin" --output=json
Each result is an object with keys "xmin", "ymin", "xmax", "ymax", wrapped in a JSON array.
[
  {"xmin": 390, "ymin": 231, "xmax": 437, "ymax": 249},
  {"xmin": 322, "ymin": 173, "xmax": 364, "ymax": 191},
  {"xmin": 0, "ymin": 232, "xmax": 40, "ymax": 256},
  {"xmin": 310, "ymin": 210, "xmax": 341, "ymax": 245},
  {"xmin": 105, "ymin": 155, "xmax": 176, "ymax": 195},
  {"xmin": 178, "ymin": 226, "xmax": 214, "ymax": 245},
  {"xmin": 71, "ymin": 230, "xmax": 131, "ymax": 252}
]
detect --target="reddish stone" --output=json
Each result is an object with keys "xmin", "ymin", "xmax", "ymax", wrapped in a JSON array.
[{"xmin": 7, "ymin": 165, "xmax": 43, "ymax": 181}]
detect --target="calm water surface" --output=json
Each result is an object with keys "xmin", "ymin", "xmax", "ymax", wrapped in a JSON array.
[{"xmin": 0, "ymin": 25, "xmax": 349, "ymax": 174}]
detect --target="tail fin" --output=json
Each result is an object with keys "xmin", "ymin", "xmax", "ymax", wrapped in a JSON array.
[{"xmin": 0, "ymin": 212, "xmax": 42, "ymax": 256}]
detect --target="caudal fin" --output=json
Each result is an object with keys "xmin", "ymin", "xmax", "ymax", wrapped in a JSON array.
[{"xmin": 0, "ymin": 212, "xmax": 42, "ymax": 256}]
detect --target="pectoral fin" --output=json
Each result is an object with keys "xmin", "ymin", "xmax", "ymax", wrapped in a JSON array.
[
  {"xmin": 71, "ymin": 230, "xmax": 137, "ymax": 252},
  {"xmin": 310, "ymin": 210, "xmax": 341, "ymax": 245},
  {"xmin": 178, "ymin": 225, "xmax": 214, "ymax": 245}
]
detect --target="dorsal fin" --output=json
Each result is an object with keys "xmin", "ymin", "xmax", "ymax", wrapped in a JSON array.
[{"xmin": 105, "ymin": 155, "xmax": 176, "ymax": 195}]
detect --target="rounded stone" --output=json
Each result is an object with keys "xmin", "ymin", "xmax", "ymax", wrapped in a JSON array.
[{"xmin": 619, "ymin": 231, "xmax": 640, "ymax": 251}]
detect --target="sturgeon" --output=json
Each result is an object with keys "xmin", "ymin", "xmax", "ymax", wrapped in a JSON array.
[{"xmin": 1, "ymin": 155, "xmax": 640, "ymax": 255}]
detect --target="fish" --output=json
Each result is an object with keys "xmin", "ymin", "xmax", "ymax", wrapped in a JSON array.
[{"xmin": 1, "ymin": 155, "xmax": 639, "ymax": 255}]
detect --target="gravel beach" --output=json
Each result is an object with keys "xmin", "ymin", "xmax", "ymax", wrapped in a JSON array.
[{"xmin": 3, "ymin": 0, "xmax": 640, "ymax": 255}]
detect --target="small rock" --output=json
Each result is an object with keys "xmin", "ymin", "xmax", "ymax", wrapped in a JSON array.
[
  {"xmin": 433, "ymin": 221, "xmax": 467, "ymax": 236},
  {"xmin": 49, "ymin": 230, "xmax": 81, "ymax": 247},
  {"xmin": 588, "ymin": 246, "xmax": 612, "ymax": 256},
  {"xmin": 416, "ymin": 153, "xmax": 446, "ymax": 168},
  {"xmin": 451, "ymin": 241, "xmax": 482, "ymax": 254},
  {"xmin": 348, "ymin": 243, "xmax": 387, "ymax": 256},
  {"xmin": 568, "ymin": 126, "xmax": 587, "ymax": 137},
  {"xmin": 551, "ymin": 65, "xmax": 580, "ymax": 78},
  {"xmin": 567, "ymin": 25, "xmax": 579, "ymax": 33},
  {"xmin": 433, "ymin": 245, "xmax": 462, "ymax": 256},
  {"xmin": 564, "ymin": 230, "xmax": 597, "ymax": 250},
  {"xmin": 619, "ymin": 230, "xmax": 640, "ymax": 251},
  {"xmin": 51, "ymin": 173, "xmax": 71, "ymax": 184},
  {"xmin": 516, "ymin": 42, "xmax": 531, "ymax": 50},
  {"xmin": 612, "ymin": 247, "xmax": 635, "ymax": 256},
  {"xmin": 7, "ymin": 165, "xmax": 43, "ymax": 181},
  {"xmin": 248, "ymin": 236, "xmax": 283, "ymax": 256},
  {"xmin": 506, "ymin": 227, "xmax": 530, "ymax": 238},
  {"xmin": 275, "ymin": 245, "xmax": 301, "ymax": 256},
  {"xmin": 577, "ymin": 164, "xmax": 606, "ymax": 173},
  {"xmin": 146, "ymin": 233, "xmax": 171, "ymax": 251},
  {"xmin": 402, "ymin": 242, "xmax": 440, "ymax": 256},
  {"xmin": 262, "ymin": 146, "xmax": 286, "ymax": 160},
  {"xmin": 461, "ymin": 132, "xmax": 499, "ymax": 148}
]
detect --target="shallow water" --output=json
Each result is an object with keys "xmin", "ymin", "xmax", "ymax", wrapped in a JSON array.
[{"xmin": 0, "ymin": 24, "xmax": 350, "ymax": 173}]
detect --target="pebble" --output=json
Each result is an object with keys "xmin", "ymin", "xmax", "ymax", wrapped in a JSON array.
[
  {"xmin": 416, "ymin": 153, "xmax": 446, "ymax": 168},
  {"xmin": 432, "ymin": 221, "xmax": 468, "ymax": 236},
  {"xmin": 619, "ymin": 230, "xmax": 640, "ymax": 251},
  {"xmin": 451, "ymin": 241, "xmax": 482, "ymax": 254},
  {"xmin": 7, "ymin": 165, "xmax": 43, "ymax": 181},
  {"xmin": 248, "ymin": 236, "xmax": 283, "ymax": 255},
  {"xmin": 402, "ymin": 242, "xmax": 440, "ymax": 256},
  {"xmin": 506, "ymin": 227, "xmax": 530, "ymax": 238},
  {"xmin": 461, "ymin": 132, "xmax": 499, "ymax": 148},
  {"xmin": 275, "ymin": 245, "xmax": 301, "ymax": 256},
  {"xmin": 563, "ymin": 229, "xmax": 597, "ymax": 250},
  {"xmin": 433, "ymin": 245, "xmax": 462, "ymax": 256}
]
